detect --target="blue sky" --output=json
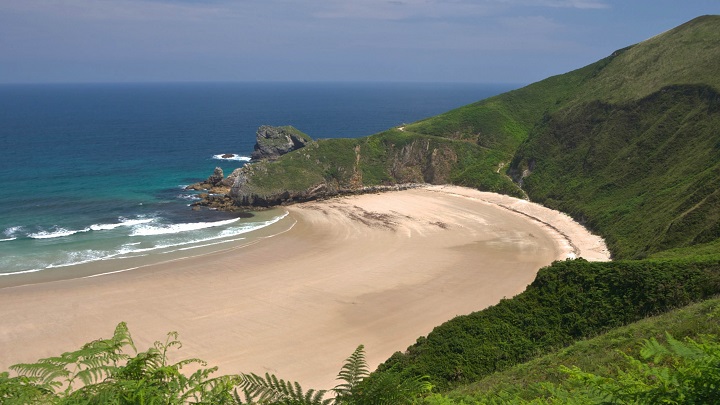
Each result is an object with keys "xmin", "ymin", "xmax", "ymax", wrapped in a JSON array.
[{"xmin": 1, "ymin": 0, "xmax": 718, "ymax": 84}]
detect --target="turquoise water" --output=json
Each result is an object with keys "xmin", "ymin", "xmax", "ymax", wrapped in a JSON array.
[{"xmin": 0, "ymin": 82, "xmax": 515, "ymax": 276}]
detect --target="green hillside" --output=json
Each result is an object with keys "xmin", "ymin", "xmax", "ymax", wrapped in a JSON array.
[
  {"xmin": 373, "ymin": 258, "xmax": 720, "ymax": 391},
  {"xmin": 364, "ymin": 14, "xmax": 720, "ymax": 395},
  {"xmin": 428, "ymin": 296, "xmax": 720, "ymax": 404},
  {"xmin": 502, "ymin": 16, "xmax": 720, "ymax": 259},
  {"xmin": 511, "ymin": 85, "xmax": 720, "ymax": 259}
]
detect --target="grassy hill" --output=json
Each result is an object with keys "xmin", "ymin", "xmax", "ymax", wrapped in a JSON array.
[
  {"xmin": 361, "ymin": 14, "xmax": 720, "ymax": 396},
  {"xmin": 232, "ymin": 16, "xmax": 720, "ymax": 261},
  {"xmin": 428, "ymin": 296, "xmax": 720, "ymax": 403},
  {"xmin": 372, "ymin": 257, "xmax": 720, "ymax": 391}
]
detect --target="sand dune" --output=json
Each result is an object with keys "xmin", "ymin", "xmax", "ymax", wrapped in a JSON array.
[{"xmin": 0, "ymin": 186, "xmax": 608, "ymax": 390}]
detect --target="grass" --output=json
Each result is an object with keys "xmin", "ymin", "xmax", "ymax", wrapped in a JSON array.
[
  {"xmin": 373, "ymin": 258, "xmax": 720, "ymax": 391},
  {"xmin": 438, "ymin": 297, "xmax": 720, "ymax": 403},
  {"xmin": 512, "ymin": 84, "xmax": 720, "ymax": 259}
]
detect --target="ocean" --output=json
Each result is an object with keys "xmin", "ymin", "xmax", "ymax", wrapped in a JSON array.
[{"xmin": 0, "ymin": 82, "xmax": 516, "ymax": 281}]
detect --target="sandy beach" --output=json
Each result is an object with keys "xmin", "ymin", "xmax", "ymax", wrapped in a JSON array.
[{"xmin": 0, "ymin": 185, "xmax": 609, "ymax": 390}]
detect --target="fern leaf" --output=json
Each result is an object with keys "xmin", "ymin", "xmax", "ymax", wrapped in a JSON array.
[
  {"xmin": 333, "ymin": 344, "xmax": 369, "ymax": 398},
  {"xmin": 237, "ymin": 372, "xmax": 329, "ymax": 404}
]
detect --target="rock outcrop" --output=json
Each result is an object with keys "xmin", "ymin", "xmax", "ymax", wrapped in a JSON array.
[
  {"xmin": 230, "ymin": 162, "xmax": 421, "ymax": 207},
  {"xmin": 184, "ymin": 125, "xmax": 313, "ymax": 210},
  {"xmin": 250, "ymin": 125, "xmax": 312, "ymax": 161},
  {"xmin": 185, "ymin": 167, "xmax": 225, "ymax": 191},
  {"xmin": 190, "ymin": 126, "xmax": 471, "ymax": 209},
  {"xmin": 228, "ymin": 137, "xmax": 459, "ymax": 208}
]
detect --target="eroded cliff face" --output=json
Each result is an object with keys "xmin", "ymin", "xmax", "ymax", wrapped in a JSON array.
[
  {"xmin": 388, "ymin": 138, "xmax": 458, "ymax": 184},
  {"xmin": 228, "ymin": 137, "xmax": 459, "ymax": 207}
]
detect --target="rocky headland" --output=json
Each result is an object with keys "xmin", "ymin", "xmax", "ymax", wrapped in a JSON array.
[
  {"xmin": 187, "ymin": 118, "xmax": 501, "ymax": 210},
  {"xmin": 186, "ymin": 125, "xmax": 315, "ymax": 210}
]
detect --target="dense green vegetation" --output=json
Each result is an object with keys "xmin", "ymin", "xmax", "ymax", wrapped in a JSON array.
[
  {"xmin": 511, "ymin": 84, "xmax": 720, "ymax": 258},
  {"xmin": 373, "ymin": 258, "xmax": 720, "ymax": 390},
  {"xmin": 364, "ymin": 14, "xmax": 720, "ymax": 399},
  {"xmin": 423, "ymin": 332, "xmax": 720, "ymax": 404},
  {"xmin": 235, "ymin": 129, "xmax": 524, "ymax": 202},
  {"xmin": 431, "ymin": 297, "xmax": 720, "ymax": 403}
]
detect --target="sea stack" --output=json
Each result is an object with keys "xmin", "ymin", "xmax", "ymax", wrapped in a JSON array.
[{"xmin": 250, "ymin": 125, "xmax": 312, "ymax": 161}]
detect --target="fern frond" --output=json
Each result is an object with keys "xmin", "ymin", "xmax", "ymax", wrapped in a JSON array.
[
  {"xmin": 9, "ymin": 356, "xmax": 71, "ymax": 385},
  {"xmin": 237, "ymin": 372, "xmax": 329, "ymax": 404},
  {"xmin": 333, "ymin": 344, "xmax": 369, "ymax": 399},
  {"xmin": 75, "ymin": 364, "xmax": 123, "ymax": 386}
]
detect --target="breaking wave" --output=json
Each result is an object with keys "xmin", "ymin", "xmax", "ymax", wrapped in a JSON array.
[
  {"xmin": 89, "ymin": 218, "xmax": 155, "ymax": 231},
  {"xmin": 28, "ymin": 227, "xmax": 88, "ymax": 239},
  {"xmin": 213, "ymin": 153, "xmax": 251, "ymax": 162},
  {"xmin": 0, "ymin": 212, "xmax": 289, "ymax": 277},
  {"xmin": 26, "ymin": 217, "xmax": 157, "ymax": 239},
  {"xmin": 130, "ymin": 217, "xmax": 241, "ymax": 236}
]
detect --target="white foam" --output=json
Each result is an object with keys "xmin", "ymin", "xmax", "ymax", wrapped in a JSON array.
[
  {"xmin": 28, "ymin": 227, "xmax": 89, "ymax": 239},
  {"xmin": 0, "ymin": 212, "xmax": 290, "ymax": 277},
  {"xmin": 0, "ymin": 267, "xmax": 46, "ymax": 276},
  {"xmin": 2, "ymin": 226, "xmax": 23, "ymax": 241},
  {"xmin": 46, "ymin": 250, "xmax": 109, "ymax": 268},
  {"xmin": 3, "ymin": 226, "xmax": 23, "ymax": 236},
  {"xmin": 175, "ymin": 237, "xmax": 246, "ymax": 251},
  {"xmin": 89, "ymin": 217, "xmax": 154, "ymax": 231},
  {"xmin": 130, "ymin": 217, "xmax": 241, "ymax": 236},
  {"xmin": 213, "ymin": 153, "xmax": 251, "ymax": 162},
  {"xmin": 129, "ymin": 212, "xmax": 288, "ymax": 252},
  {"xmin": 177, "ymin": 194, "xmax": 201, "ymax": 201}
]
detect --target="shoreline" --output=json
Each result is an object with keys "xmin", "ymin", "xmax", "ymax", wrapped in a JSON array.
[
  {"xmin": 421, "ymin": 185, "xmax": 609, "ymax": 261},
  {"xmin": 0, "ymin": 209, "xmax": 293, "ymax": 290},
  {"xmin": 0, "ymin": 186, "xmax": 609, "ymax": 390}
]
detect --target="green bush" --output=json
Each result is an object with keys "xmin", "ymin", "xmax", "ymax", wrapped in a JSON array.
[{"xmin": 375, "ymin": 258, "xmax": 720, "ymax": 391}]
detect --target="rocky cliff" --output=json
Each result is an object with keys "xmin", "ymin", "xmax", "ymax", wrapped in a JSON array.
[
  {"xmin": 185, "ymin": 125, "xmax": 315, "ymax": 210},
  {"xmin": 226, "ymin": 130, "xmax": 517, "ymax": 207},
  {"xmin": 250, "ymin": 125, "xmax": 312, "ymax": 161}
]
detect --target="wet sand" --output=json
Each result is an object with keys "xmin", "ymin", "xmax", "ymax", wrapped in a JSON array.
[{"xmin": 0, "ymin": 186, "xmax": 609, "ymax": 390}]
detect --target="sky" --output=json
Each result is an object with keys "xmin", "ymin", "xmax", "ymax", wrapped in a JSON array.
[{"xmin": 1, "ymin": 0, "xmax": 718, "ymax": 84}]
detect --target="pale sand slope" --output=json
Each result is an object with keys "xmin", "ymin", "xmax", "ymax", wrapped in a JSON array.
[{"xmin": 0, "ymin": 186, "xmax": 609, "ymax": 390}]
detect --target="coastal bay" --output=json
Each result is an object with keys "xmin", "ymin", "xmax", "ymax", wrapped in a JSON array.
[{"xmin": 0, "ymin": 185, "xmax": 608, "ymax": 390}]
